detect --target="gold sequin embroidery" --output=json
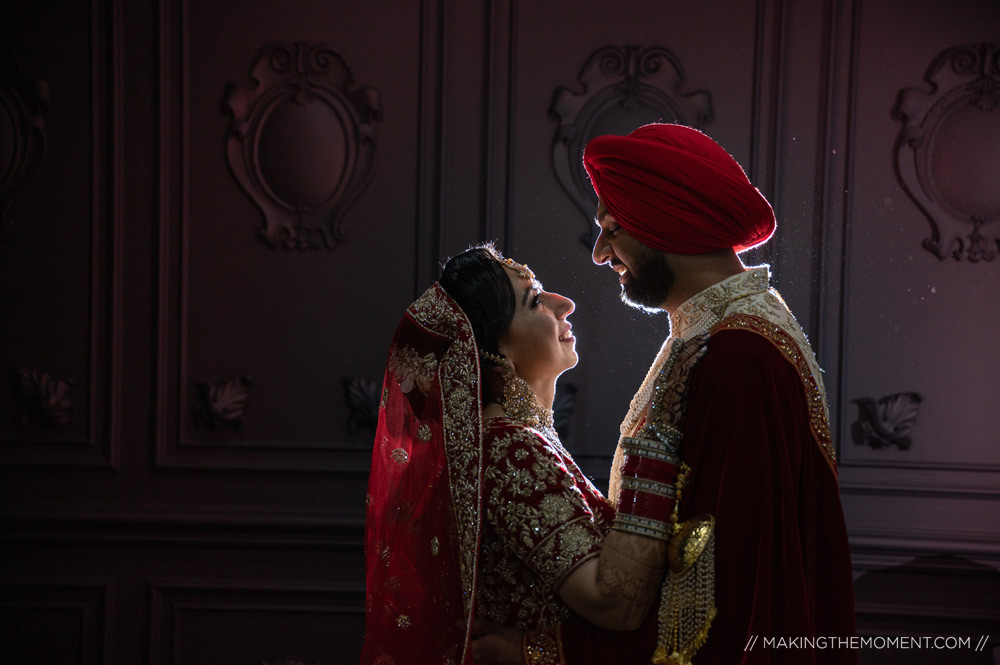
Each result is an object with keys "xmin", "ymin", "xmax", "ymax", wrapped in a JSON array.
[
  {"xmin": 388, "ymin": 345, "xmax": 439, "ymax": 395},
  {"xmin": 407, "ymin": 285, "xmax": 482, "ymax": 615}
]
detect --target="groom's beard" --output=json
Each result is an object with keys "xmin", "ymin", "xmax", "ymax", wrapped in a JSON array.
[{"xmin": 621, "ymin": 246, "xmax": 675, "ymax": 313}]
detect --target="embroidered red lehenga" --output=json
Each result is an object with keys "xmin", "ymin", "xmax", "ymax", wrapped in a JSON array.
[{"xmin": 359, "ymin": 284, "xmax": 612, "ymax": 665}]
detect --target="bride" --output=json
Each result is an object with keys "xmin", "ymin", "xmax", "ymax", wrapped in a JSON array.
[{"xmin": 360, "ymin": 244, "xmax": 688, "ymax": 664}]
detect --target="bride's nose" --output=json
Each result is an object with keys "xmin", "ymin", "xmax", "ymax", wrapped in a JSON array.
[{"xmin": 549, "ymin": 292, "xmax": 575, "ymax": 318}]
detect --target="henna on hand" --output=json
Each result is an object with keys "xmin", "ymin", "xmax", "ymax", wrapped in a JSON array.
[{"xmin": 595, "ymin": 529, "xmax": 667, "ymax": 625}]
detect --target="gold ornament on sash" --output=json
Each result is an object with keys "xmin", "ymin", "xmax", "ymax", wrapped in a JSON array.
[{"xmin": 652, "ymin": 465, "xmax": 716, "ymax": 665}]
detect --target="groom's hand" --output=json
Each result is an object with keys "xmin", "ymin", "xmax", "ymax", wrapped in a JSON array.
[{"xmin": 469, "ymin": 618, "xmax": 524, "ymax": 665}]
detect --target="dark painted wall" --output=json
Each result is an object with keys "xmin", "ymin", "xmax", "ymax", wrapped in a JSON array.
[{"xmin": 1, "ymin": 1, "xmax": 998, "ymax": 663}]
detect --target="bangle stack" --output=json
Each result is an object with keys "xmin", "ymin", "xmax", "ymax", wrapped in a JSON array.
[{"xmin": 612, "ymin": 423, "xmax": 684, "ymax": 541}]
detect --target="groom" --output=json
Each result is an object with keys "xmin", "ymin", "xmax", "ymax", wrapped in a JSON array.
[{"xmin": 475, "ymin": 123, "xmax": 857, "ymax": 665}]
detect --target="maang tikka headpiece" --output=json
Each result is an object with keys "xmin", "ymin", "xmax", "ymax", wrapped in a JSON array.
[{"xmin": 501, "ymin": 257, "xmax": 535, "ymax": 281}]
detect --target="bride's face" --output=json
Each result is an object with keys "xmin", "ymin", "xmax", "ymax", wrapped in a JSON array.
[{"xmin": 498, "ymin": 267, "xmax": 578, "ymax": 385}]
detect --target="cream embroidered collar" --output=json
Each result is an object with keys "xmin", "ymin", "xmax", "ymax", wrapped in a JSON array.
[
  {"xmin": 619, "ymin": 266, "xmax": 772, "ymax": 440},
  {"xmin": 669, "ymin": 265, "xmax": 771, "ymax": 340}
]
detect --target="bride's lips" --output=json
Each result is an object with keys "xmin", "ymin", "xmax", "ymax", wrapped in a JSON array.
[{"xmin": 559, "ymin": 324, "xmax": 574, "ymax": 342}]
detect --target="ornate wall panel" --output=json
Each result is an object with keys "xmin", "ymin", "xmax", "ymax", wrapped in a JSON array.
[
  {"xmin": 893, "ymin": 43, "xmax": 1000, "ymax": 262},
  {"xmin": 149, "ymin": 580, "xmax": 364, "ymax": 665},
  {"xmin": 0, "ymin": 1, "xmax": 122, "ymax": 469},
  {"xmin": 0, "ymin": 44, "xmax": 48, "ymax": 238},
  {"xmin": 223, "ymin": 42, "xmax": 381, "ymax": 250},
  {"xmin": 0, "ymin": 579, "xmax": 110, "ymax": 665},
  {"xmin": 820, "ymin": 0, "xmax": 1000, "ymax": 573},
  {"xmin": 154, "ymin": 0, "xmax": 419, "ymax": 473}
]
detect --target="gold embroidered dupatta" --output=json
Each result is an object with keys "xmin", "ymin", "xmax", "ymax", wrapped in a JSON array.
[{"xmin": 360, "ymin": 284, "xmax": 484, "ymax": 665}]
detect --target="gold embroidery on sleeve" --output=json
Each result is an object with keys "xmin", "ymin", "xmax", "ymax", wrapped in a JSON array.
[{"xmin": 711, "ymin": 314, "xmax": 837, "ymax": 475}]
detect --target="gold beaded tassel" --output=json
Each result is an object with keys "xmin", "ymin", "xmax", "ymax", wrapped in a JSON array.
[
  {"xmin": 652, "ymin": 467, "xmax": 717, "ymax": 665},
  {"xmin": 521, "ymin": 623, "xmax": 563, "ymax": 665},
  {"xmin": 653, "ymin": 522, "xmax": 716, "ymax": 665}
]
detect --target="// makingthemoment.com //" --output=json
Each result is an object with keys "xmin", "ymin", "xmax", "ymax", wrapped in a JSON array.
[{"xmin": 744, "ymin": 635, "xmax": 991, "ymax": 652}]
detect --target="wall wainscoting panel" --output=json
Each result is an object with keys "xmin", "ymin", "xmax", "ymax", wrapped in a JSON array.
[
  {"xmin": 0, "ymin": 0, "xmax": 123, "ymax": 469},
  {"xmin": 149, "ymin": 580, "xmax": 365, "ymax": 665},
  {"xmin": 0, "ymin": 578, "xmax": 111, "ymax": 665}
]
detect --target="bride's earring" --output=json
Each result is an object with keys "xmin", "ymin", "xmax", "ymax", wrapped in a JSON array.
[{"xmin": 480, "ymin": 350, "xmax": 540, "ymax": 428}]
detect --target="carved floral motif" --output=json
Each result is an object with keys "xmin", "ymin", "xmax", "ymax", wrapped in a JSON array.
[
  {"xmin": 343, "ymin": 375, "xmax": 380, "ymax": 436},
  {"xmin": 851, "ymin": 392, "xmax": 923, "ymax": 450},
  {"xmin": 16, "ymin": 368, "xmax": 73, "ymax": 426},
  {"xmin": 193, "ymin": 376, "xmax": 251, "ymax": 430}
]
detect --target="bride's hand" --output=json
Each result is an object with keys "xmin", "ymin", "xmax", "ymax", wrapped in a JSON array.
[{"xmin": 469, "ymin": 618, "xmax": 524, "ymax": 665}]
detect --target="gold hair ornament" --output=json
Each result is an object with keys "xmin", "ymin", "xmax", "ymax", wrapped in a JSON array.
[{"xmin": 500, "ymin": 257, "xmax": 535, "ymax": 281}]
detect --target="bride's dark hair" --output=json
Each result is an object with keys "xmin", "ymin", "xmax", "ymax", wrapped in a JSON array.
[{"xmin": 438, "ymin": 242, "xmax": 515, "ymax": 369}]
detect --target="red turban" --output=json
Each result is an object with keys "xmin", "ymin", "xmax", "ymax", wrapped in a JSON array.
[{"xmin": 583, "ymin": 123, "xmax": 776, "ymax": 254}]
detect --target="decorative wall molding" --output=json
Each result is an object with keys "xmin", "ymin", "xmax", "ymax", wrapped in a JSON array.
[
  {"xmin": 223, "ymin": 42, "xmax": 381, "ymax": 250},
  {"xmin": 342, "ymin": 376, "xmax": 379, "ymax": 437},
  {"xmin": 0, "ymin": 512, "xmax": 365, "ymax": 548},
  {"xmin": 849, "ymin": 523, "xmax": 1000, "ymax": 562},
  {"xmin": 0, "ymin": 578, "xmax": 111, "ymax": 662},
  {"xmin": 0, "ymin": 4, "xmax": 122, "ymax": 469},
  {"xmin": 149, "ymin": 580, "xmax": 365, "ymax": 665},
  {"xmin": 853, "ymin": 555, "xmax": 1000, "ymax": 644},
  {"xmin": 553, "ymin": 381, "xmax": 577, "ymax": 441},
  {"xmin": 15, "ymin": 368, "xmax": 74, "ymax": 426},
  {"xmin": 893, "ymin": 43, "xmax": 1000, "ymax": 262},
  {"xmin": 157, "ymin": 19, "xmax": 373, "ymax": 471},
  {"xmin": 550, "ymin": 45, "xmax": 713, "ymax": 246},
  {"xmin": 850, "ymin": 392, "xmax": 922, "ymax": 450},
  {"xmin": 193, "ymin": 375, "xmax": 251, "ymax": 431},
  {"xmin": 0, "ymin": 44, "xmax": 48, "ymax": 239}
]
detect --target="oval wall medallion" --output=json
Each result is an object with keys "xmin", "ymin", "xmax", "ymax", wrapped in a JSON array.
[
  {"xmin": 892, "ymin": 43, "xmax": 1000, "ymax": 262},
  {"xmin": 550, "ymin": 45, "xmax": 713, "ymax": 247},
  {"xmin": 0, "ymin": 44, "xmax": 48, "ymax": 239},
  {"xmin": 223, "ymin": 42, "xmax": 381, "ymax": 250}
]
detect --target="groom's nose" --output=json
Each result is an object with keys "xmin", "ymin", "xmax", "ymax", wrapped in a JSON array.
[{"xmin": 593, "ymin": 229, "xmax": 613, "ymax": 265}]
